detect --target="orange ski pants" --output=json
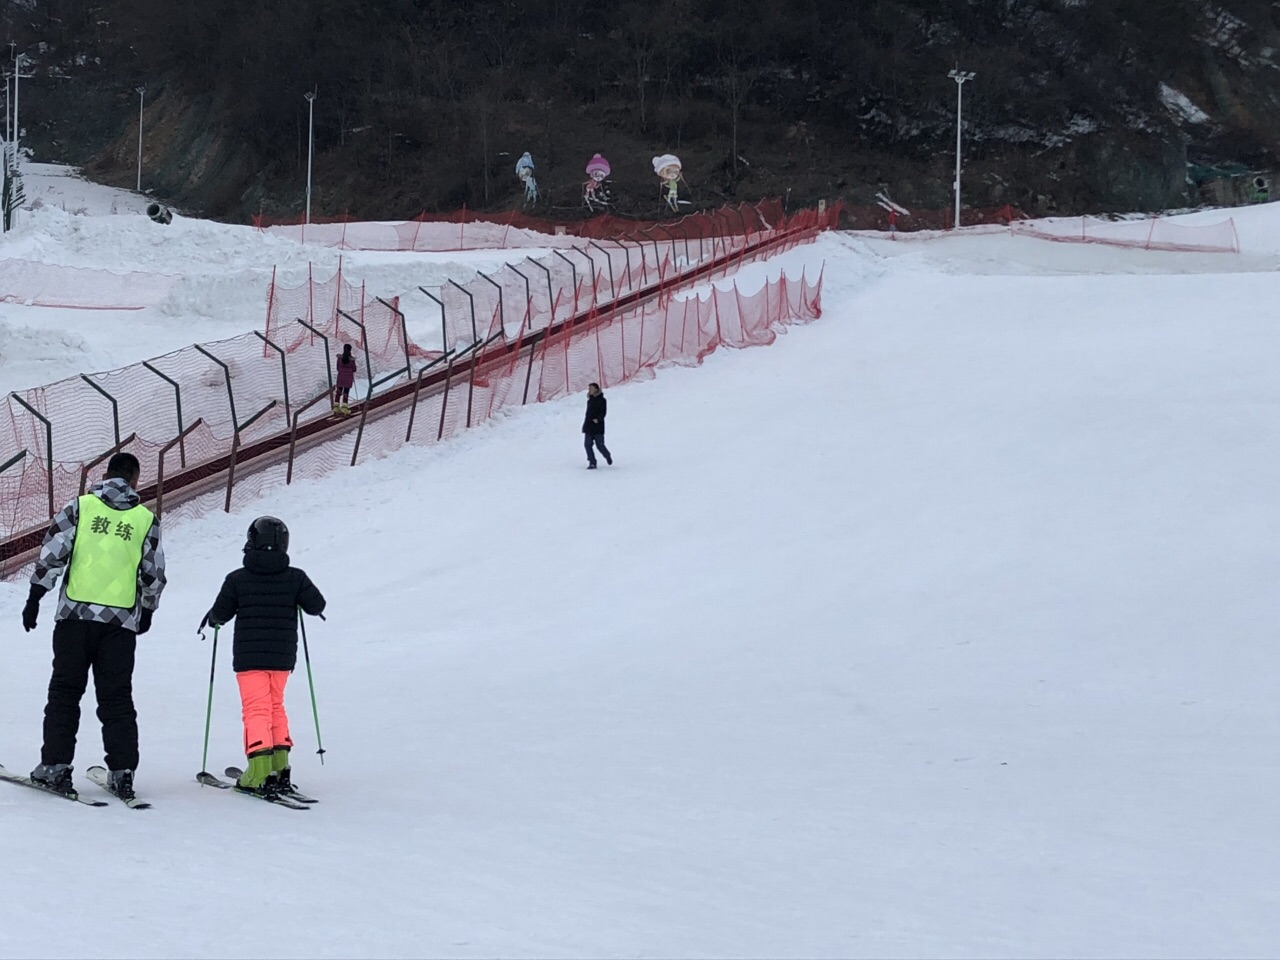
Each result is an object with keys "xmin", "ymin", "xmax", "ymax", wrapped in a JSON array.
[{"xmin": 236, "ymin": 670, "xmax": 292, "ymax": 757}]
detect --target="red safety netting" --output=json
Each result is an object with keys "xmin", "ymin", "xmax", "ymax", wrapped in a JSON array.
[
  {"xmin": 0, "ymin": 259, "xmax": 178, "ymax": 310},
  {"xmin": 253, "ymin": 199, "xmax": 798, "ymax": 252},
  {"xmin": 1010, "ymin": 216, "xmax": 1240, "ymax": 253},
  {"xmin": 840, "ymin": 205, "xmax": 1026, "ymax": 232},
  {"xmin": 2, "ymin": 200, "xmax": 837, "ymax": 573},
  {"xmin": 266, "ymin": 201, "xmax": 827, "ymax": 357},
  {"xmin": 194, "ymin": 265, "xmax": 826, "ymax": 534},
  {"xmin": 255, "ymin": 216, "xmax": 582, "ymax": 252}
]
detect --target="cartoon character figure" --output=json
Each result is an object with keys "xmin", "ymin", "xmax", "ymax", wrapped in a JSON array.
[
  {"xmin": 583, "ymin": 153, "xmax": 613, "ymax": 212},
  {"xmin": 652, "ymin": 154, "xmax": 685, "ymax": 213},
  {"xmin": 516, "ymin": 152, "xmax": 539, "ymax": 206}
]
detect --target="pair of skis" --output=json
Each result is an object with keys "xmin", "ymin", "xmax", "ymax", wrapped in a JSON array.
[
  {"xmin": 0, "ymin": 763, "xmax": 150, "ymax": 809},
  {"xmin": 2, "ymin": 763, "xmax": 318, "ymax": 811},
  {"xmin": 196, "ymin": 768, "xmax": 317, "ymax": 810}
]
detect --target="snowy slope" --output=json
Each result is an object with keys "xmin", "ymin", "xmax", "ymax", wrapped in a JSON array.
[
  {"xmin": 0, "ymin": 171, "xmax": 1277, "ymax": 958},
  {"xmin": 1, "ymin": 165, "xmax": 553, "ymax": 393}
]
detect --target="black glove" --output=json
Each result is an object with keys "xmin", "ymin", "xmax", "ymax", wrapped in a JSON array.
[
  {"xmin": 137, "ymin": 608, "xmax": 153, "ymax": 635},
  {"xmin": 21, "ymin": 584, "xmax": 47, "ymax": 633}
]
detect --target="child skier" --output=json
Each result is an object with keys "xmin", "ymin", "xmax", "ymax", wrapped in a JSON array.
[
  {"xmin": 333, "ymin": 343, "xmax": 357, "ymax": 415},
  {"xmin": 202, "ymin": 517, "xmax": 326, "ymax": 798}
]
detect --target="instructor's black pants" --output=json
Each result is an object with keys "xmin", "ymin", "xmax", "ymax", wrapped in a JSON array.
[{"xmin": 41, "ymin": 620, "xmax": 139, "ymax": 770}]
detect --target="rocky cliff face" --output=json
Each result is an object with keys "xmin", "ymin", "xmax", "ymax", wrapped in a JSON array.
[{"xmin": 7, "ymin": 0, "xmax": 1279, "ymax": 220}]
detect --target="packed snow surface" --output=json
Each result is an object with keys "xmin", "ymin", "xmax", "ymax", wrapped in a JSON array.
[{"xmin": 0, "ymin": 166, "xmax": 1277, "ymax": 958}]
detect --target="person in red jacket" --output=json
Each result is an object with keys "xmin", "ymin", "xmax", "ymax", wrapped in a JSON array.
[{"xmin": 333, "ymin": 343, "xmax": 357, "ymax": 415}]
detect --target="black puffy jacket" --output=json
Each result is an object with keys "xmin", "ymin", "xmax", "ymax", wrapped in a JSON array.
[
  {"xmin": 205, "ymin": 550, "xmax": 326, "ymax": 672},
  {"xmin": 582, "ymin": 393, "xmax": 607, "ymax": 434}
]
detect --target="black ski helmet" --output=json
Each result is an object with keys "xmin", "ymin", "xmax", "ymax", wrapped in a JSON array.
[{"xmin": 246, "ymin": 516, "xmax": 289, "ymax": 553}]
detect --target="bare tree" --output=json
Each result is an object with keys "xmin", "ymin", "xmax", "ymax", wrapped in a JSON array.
[{"xmin": 715, "ymin": 42, "xmax": 763, "ymax": 180}]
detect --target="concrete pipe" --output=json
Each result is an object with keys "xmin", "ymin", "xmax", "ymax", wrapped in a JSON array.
[{"xmin": 147, "ymin": 202, "xmax": 173, "ymax": 225}]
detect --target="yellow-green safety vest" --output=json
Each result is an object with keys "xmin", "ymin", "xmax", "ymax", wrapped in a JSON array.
[{"xmin": 64, "ymin": 495, "xmax": 154, "ymax": 609}]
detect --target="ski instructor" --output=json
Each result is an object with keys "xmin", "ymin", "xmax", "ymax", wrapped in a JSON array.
[{"xmin": 20, "ymin": 451, "xmax": 167, "ymax": 802}]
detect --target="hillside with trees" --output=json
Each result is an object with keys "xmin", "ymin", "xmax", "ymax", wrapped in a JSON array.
[{"xmin": 4, "ymin": 0, "xmax": 1279, "ymax": 220}]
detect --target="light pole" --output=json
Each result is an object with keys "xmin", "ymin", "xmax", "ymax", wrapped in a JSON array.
[
  {"xmin": 948, "ymin": 67, "xmax": 975, "ymax": 230},
  {"xmin": 12, "ymin": 53, "xmax": 26, "ymax": 162},
  {"xmin": 303, "ymin": 89, "xmax": 316, "ymax": 226},
  {"xmin": 136, "ymin": 86, "xmax": 145, "ymax": 192}
]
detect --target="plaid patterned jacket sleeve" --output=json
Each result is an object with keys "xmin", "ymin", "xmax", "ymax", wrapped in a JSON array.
[
  {"xmin": 138, "ymin": 519, "xmax": 166, "ymax": 611},
  {"xmin": 30, "ymin": 498, "xmax": 79, "ymax": 591}
]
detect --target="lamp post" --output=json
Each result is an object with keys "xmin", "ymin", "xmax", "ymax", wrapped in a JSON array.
[
  {"xmin": 303, "ymin": 89, "xmax": 316, "ymax": 226},
  {"xmin": 136, "ymin": 86, "xmax": 145, "ymax": 192},
  {"xmin": 947, "ymin": 68, "xmax": 975, "ymax": 230},
  {"xmin": 4, "ymin": 43, "xmax": 10, "ymax": 149},
  {"xmin": 12, "ymin": 53, "xmax": 26, "ymax": 161}
]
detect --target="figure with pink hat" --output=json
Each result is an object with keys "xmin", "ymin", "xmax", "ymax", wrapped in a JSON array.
[
  {"xmin": 582, "ymin": 153, "xmax": 613, "ymax": 212},
  {"xmin": 652, "ymin": 154, "xmax": 687, "ymax": 213}
]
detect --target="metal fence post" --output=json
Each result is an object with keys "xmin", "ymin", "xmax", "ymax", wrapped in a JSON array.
[
  {"xmin": 575, "ymin": 246, "xmax": 602, "ymax": 310},
  {"xmin": 445, "ymin": 279, "xmax": 479, "ymax": 346},
  {"xmin": 417, "ymin": 287, "xmax": 448, "ymax": 355},
  {"xmin": 634, "ymin": 230, "xmax": 661, "ymax": 279},
  {"xmin": 375, "ymin": 296, "xmax": 413, "ymax": 376},
  {"xmin": 287, "ymin": 391, "xmax": 333, "ymax": 484},
  {"xmin": 350, "ymin": 401, "xmax": 370, "ymax": 467},
  {"xmin": 296, "ymin": 318, "xmax": 334, "ymax": 395},
  {"xmin": 142, "ymin": 361, "xmax": 187, "ymax": 467},
  {"xmin": 552, "ymin": 250, "xmax": 579, "ymax": 313},
  {"xmin": 79, "ymin": 375, "xmax": 121, "ymax": 448},
  {"xmin": 436, "ymin": 352, "xmax": 455, "ymax": 442},
  {"xmin": 156, "ymin": 419, "xmax": 203, "ymax": 518},
  {"xmin": 79, "ymin": 433, "xmax": 137, "ymax": 496},
  {"xmin": 225, "ymin": 401, "xmax": 277, "ymax": 512},
  {"xmin": 508, "ymin": 264, "xmax": 534, "ymax": 336},
  {"xmin": 0, "ymin": 449, "xmax": 27, "ymax": 477},
  {"xmin": 475, "ymin": 271, "xmax": 505, "ymax": 339},
  {"xmin": 445, "ymin": 280, "xmax": 479, "ymax": 429},
  {"xmin": 529, "ymin": 260, "xmax": 555, "ymax": 326},
  {"xmin": 9, "ymin": 393, "xmax": 55, "ymax": 518},
  {"xmin": 405, "ymin": 351, "xmax": 453, "ymax": 443},
  {"xmin": 193, "ymin": 344, "xmax": 239, "ymax": 432},
  {"xmin": 586, "ymin": 240, "xmax": 617, "ymax": 302},
  {"xmin": 650, "ymin": 224, "xmax": 680, "ymax": 274},
  {"xmin": 252, "ymin": 331, "xmax": 291, "ymax": 422}
]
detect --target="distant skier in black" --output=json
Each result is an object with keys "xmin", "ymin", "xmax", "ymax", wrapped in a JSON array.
[{"xmin": 582, "ymin": 382, "xmax": 612, "ymax": 469}]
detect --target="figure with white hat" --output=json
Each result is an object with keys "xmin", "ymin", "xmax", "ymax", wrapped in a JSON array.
[
  {"xmin": 515, "ymin": 152, "xmax": 539, "ymax": 206},
  {"xmin": 652, "ymin": 154, "xmax": 686, "ymax": 213}
]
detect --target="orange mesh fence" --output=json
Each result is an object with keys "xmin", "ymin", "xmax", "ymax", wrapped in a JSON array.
[
  {"xmin": 210, "ymin": 264, "xmax": 825, "ymax": 531},
  {"xmin": 2, "ymin": 200, "xmax": 837, "ymax": 575},
  {"xmin": 0, "ymin": 259, "xmax": 178, "ymax": 310},
  {"xmin": 842, "ymin": 204, "xmax": 1240, "ymax": 252},
  {"xmin": 253, "ymin": 199, "xmax": 798, "ymax": 252},
  {"xmin": 838, "ymin": 204, "xmax": 1024, "ymax": 232},
  {"xmin": 263, "ymin": 201, "xmax": 824, "ymax": 356},
  {"xmin": 1010, "ymin": 215, "xmax": 1239, "ymax": 253}
]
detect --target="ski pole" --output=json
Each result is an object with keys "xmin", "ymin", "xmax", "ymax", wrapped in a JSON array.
[
  {"xmin": 199, "ymin": 625, "xmax": 219, "ymax": 777},
  {"xmin": 298, "ymin": 608, "xmax": 326, "ymax": 764}
]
